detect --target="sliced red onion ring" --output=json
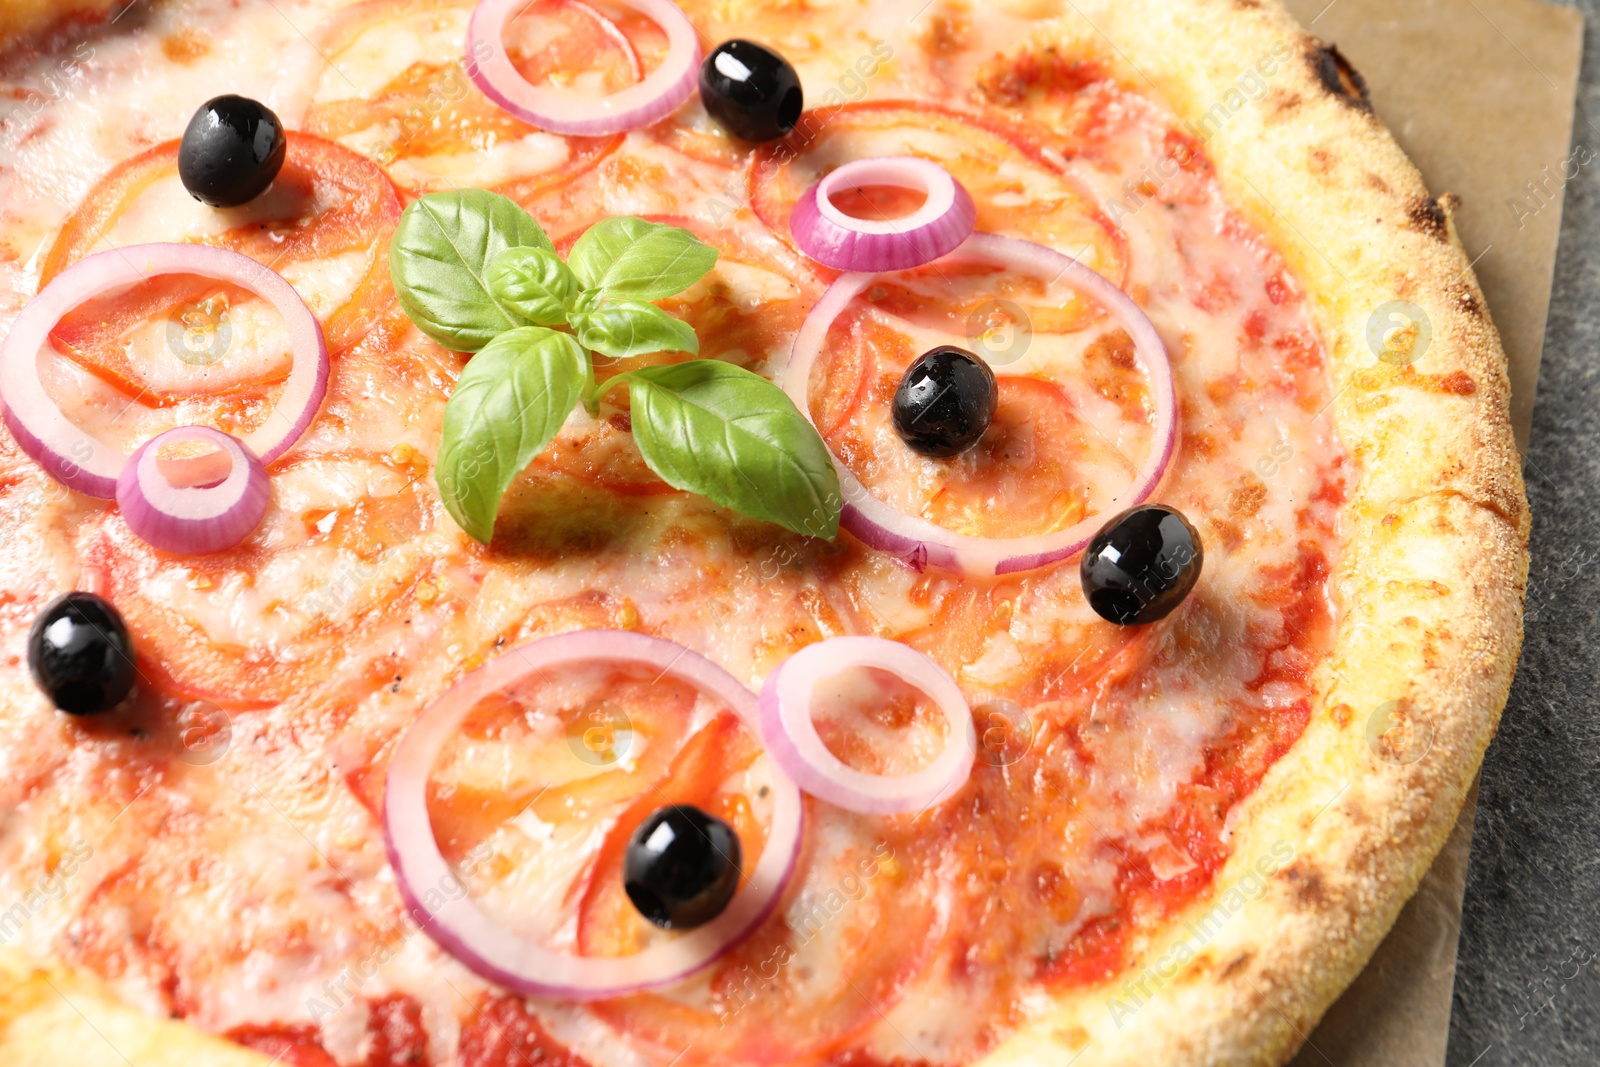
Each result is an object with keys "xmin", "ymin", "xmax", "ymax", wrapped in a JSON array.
[
  {"xmin": 789, "ymin": 157, "xmax": 977, "ymax": 272},
  {"xmin": 466, "ymin": 0, "xmax": 700, "ymax": 136},
  {"xmin": 784, "ymin": 232, "xmax": 1177, "ymax": 577},
  {"xmin": 759, "ymin": 636, "xmax": 975, "ymax": 815},
  {"xmin": 383, "ymin": 630, "xmax": 803, "ymax": 1001},
  {"xmin": 0, "ymin": 243, "xmax": 329, "ymax": 499},
  {"xmin": 116, "ymin": 426, "xmax": 269, "ymax": 555}
]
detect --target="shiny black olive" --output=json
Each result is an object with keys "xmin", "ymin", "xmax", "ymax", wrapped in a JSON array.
[
  {"xmin": 699, "ymin": 39, "xmax": 803, "ymax": 142},
  {"xmin": 1080, "ymin": 504, "xmax": 1203, "ymax": 626},
  {"xmin": 892, "ymin": 345, "xmax": 998, "ymax": 458},
  {"xmin": 623, "ymin": 804, "xmax": 742, "ymax": 930},
  {"xmin": 28, "ymin": 592, "xmax": 137, "ymax": 715},
  {"xmin": 178, "ymin": 95, "xmax": 287, "ymax": 208}
]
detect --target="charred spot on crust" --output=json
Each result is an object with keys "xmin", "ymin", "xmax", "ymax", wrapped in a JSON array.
[
  {"xmin": 1265, "ymin": 88, "xmax": 1303, "ymax": 117},
  {"xmin": 1452, "ymin": 282, "xmax": 1485, "ymax": 318},
  {"xmin": 1283, "ymin": 861, "xmax": 1327, "ymax": 906},
  {"xmin": 1221, "ymin": 951, "xmax": 1254, "ymax": 978},
  {"xmin": 1407, "ymin": 196, "xmax": 1450, "ymax": 241},
  {"xmin": 1307, "ymin": 41, "xmax": 1371, "ymax": 111}
]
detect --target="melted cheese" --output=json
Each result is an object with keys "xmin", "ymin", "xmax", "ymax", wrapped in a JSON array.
[{"xmin": 0, "ymin": 2, "xmax": 1346, "ymax": 1065}]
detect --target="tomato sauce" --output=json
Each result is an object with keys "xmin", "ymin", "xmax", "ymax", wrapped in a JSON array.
[{"xmin": 0, "ymin": 2, "xmax": 1348, "ymax": 1065}]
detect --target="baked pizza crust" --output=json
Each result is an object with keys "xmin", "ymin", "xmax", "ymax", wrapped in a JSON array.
[
  {"xmin": 0, "ymin": 0, "xmax": 121, "ymax": 45},
  {"xmin": 0, "ymin": 0, "xmax": 1528, "ymax": 1064},
  {"xmin": 0, "ymin": 947, "xmax": 273, "ymax": 1066},
  {"xmin": 972, "ymin": 0, "xmax": 1528, "ymax": 1063}
]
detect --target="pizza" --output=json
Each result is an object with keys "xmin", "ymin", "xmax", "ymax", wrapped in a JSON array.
[
  {"xmin": 0, "ymin": 0, "xmax": 120, "ymax": 43},
  {"xmin": 0, "ymin": 0, "xmax": 1529, "ymax": 1065}
]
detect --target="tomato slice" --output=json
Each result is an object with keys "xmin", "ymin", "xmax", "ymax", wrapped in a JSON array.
[
  {"xmin": 577, "ymin": 717, "xmax": 946, "ymax": 1064},
  {"xmin": 751, "ymin": 101, "xmax": 1127, "ymax": 323},
  {"xmin": 416, "ymin": 667, "xmax": 923, "ymax": 1067},
  {"xmin": 426, "ymin": 670, "xmax": 700, "ymax": 860},
  {"xmin": 812, "ymin": 294, "xmax": 1145, "ymax": 542},
  {"xmin": 306, "ymin": 0, "xmax": 630, "ymax": 194},
  {"xmin": 573, "ymin": 710, "xmax": 764, "ymax": 954},
  {"xmin": 920, "ymin": 376, "xmax": 1122, "ymax": 538},
  {"xmin": 227, "ymin": 1024, "xmax": 341, "ymax": 1067},
  {"xmin": 892, "ymin": 572, "xmax": 1155, "ymax": 708},
  {"xmin": 94, "ymin": 443, "xmax": 442, "ymax": 709},
  {"xmin": 42, "ymin": 133, "xmax": 401, "ymax": 404},
  {"xmin": 227, "ymin": 995, "xmax": 429, "ymax": 1067},
  {"xmin": 461, "ymin": 995, "xmax": 596, "ymax": 1067}
]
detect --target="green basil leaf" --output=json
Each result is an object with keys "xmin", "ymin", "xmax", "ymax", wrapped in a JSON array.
[
  {"xmin": 486, "ymin": 246, "xmax": 580, "ymax": 327},
  {"xmin": 436, "ymin": 327, "xmax": 585, "ymax": 541},
  {"xmin": 570, "ymin": 301, "xmax": 699, "ymax": 359},
  {"xmin": 627, "ymin": 360, "xmax": 840, "ymax": 539},
  {"xmin": 389, "ymin": 190, "xmax": 554, "ymax": 352},
  {"xmin": 566, "ymin": 217, "xmax": 718, "ymax": 302}
]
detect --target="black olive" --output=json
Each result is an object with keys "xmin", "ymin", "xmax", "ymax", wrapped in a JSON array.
[
  {"xmin": 623, "ymin": 804, "xmax": 742, "ymax": 929},
  {"xmin": 178, "ymin": 95, "xmax": 287, "ymax": 208},
  {"xmin": 28, "ymin": 592, "xmax": 137, "ymax": 715},
  {"xmin": 1080, "ymin": 504, "xmax": 1203, "ymax": 625},
  {"xmin": 699, "ymin": 40, "xmax": 803, "ymax": 142},
  {"xmin": 892, "ymin": 346, "xmax": 998, "ymax": 458}
]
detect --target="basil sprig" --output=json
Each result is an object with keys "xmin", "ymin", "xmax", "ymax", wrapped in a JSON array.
[{"xmin": 389, "ymin": 192, "xmax": 841, "ymax": 543}]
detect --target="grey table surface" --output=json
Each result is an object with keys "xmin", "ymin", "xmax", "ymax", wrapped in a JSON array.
[{"xmin": 1447, "ymin": 3, "xmax": 1600, "ymax": 1063}]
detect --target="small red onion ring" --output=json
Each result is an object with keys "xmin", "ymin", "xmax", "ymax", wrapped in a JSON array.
[
  {"xmin": 383, "ymin": 630, "xmax": 804, "ymax": 1001},
  {"xmin": 466, "ymin": 0, "xmax": 700, "ymax": 136},
  {"xmin": 116, "ymin": 426, "xmax": 269, "ymax": 555},
  {"xmin": 759, "ymin": 636, "xmax": 975, "ymax": 815},
  {"xmin": 0, "ymin": 243, "xmax": 329, "ymax": 499},
  {"xmin": 784, "ymin": 232, "xmax": 1177, "ymax": 577},
  {"xmin": 789, "ymin": 157, "xmax": 977, "ymax": 272}
]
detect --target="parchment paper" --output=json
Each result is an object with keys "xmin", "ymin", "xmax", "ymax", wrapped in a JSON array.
[{"xmin": 1274, "ymin": 0, "xmax": 1584, "ymax": 1063}]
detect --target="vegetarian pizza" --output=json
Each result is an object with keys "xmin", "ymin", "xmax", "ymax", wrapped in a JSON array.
[{"xmin": 0, "ymin": 0, "xmax": 1528, "ymax": 1065}]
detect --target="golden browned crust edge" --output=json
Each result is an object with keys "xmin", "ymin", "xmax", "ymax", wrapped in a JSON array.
[
  {"xmin": 0, "ymin": 0, "xmax": 1528, "ymax": 1063},
  {"xmin": 0, "ymin": 0, "xmax": 120, "ymax": 53},
  {"xmin": 973, "ymin": 1, "xmax": 1529, "ymax": 1064},
  {"xmin": 0, "ymin": 947, "xmax": 274, "ymax": 1065}
]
